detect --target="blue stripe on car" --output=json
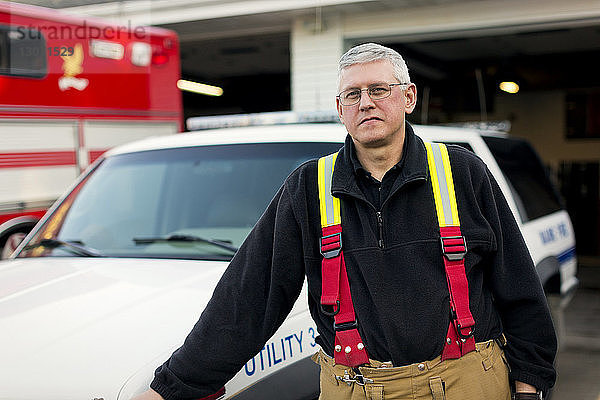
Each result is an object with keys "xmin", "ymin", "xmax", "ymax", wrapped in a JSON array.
[{"xmin": 558, "ymin": 247, "xmax": 576, "ymax": 264}]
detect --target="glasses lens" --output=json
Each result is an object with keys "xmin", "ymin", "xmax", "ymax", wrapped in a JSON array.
[
  {"xmin": 341, "ymin": 89, "xmax": 361, "ymax": 105},
  {"xmin": 339, "ymin": 83, "xmax": 396, "ymax": 105},
  {"xmin": 368, "ymin": 84, "xmax": 391, "ymax": 100}
]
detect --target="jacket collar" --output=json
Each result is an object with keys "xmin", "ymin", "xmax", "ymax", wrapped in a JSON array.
[
  {"xmin": 331, "ymin": 122, "xmax": 428, "ymax": 200},
  {"xmin": 348, "ymin": 135, "xmax": 405, "ymax": 180}
]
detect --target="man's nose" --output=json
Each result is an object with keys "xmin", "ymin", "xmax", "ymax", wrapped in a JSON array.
[{"xmin": 358, "ymin": 91, "xmax": 375, "ymax": 111}]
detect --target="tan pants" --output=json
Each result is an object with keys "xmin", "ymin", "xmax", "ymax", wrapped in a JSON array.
[{"xmin": 312, "ymin": 340, "xmax": 511, "ymax": 400}]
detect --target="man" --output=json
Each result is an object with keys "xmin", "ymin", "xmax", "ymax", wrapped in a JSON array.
[{"xmin": 135, "ymin": 43, "xmax": 556, "ymax": 400}]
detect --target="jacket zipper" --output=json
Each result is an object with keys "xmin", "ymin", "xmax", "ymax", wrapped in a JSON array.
[
  {"xmin": 334, "ymin": 176, "xmax": 426, "ymax": 250},
  {"xmin": 376, "ymin": 211, "xmax": 384, "ymax": 249}
]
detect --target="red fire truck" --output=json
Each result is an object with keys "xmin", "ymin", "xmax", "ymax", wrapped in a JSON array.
[{"xmin": 0, "ymin": 1, "xmax": 183, "ymax": 257}]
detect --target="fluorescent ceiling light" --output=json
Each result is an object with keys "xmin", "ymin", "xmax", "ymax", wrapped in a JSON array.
[
  {"xmin": 177, "ymin": 79, "xmax": 223, "ymax": 96},
  {"xmin": 499, "ymin": 81, "xmax": 519, "ymax": 94}
]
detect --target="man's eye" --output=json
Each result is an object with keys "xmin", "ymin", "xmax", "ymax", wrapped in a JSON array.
[
  {"xmin": 370, "ymin": 86, "xmax": 389, "ymax": 96},
  {"xmin": 344, "ymin": 90, "xmax": 360, "ymax": 100}
]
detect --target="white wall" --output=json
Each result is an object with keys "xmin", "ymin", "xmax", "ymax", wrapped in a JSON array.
[{"xmin": 291, "ymin": 14, "xmax": 343, "ymax": 112}]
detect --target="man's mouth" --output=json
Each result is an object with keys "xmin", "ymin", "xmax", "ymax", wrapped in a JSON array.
[{"xmin": 360, "ymin": 117, "xmax": 383, "ymax": 125}]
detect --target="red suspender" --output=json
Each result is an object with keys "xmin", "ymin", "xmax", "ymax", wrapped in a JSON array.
[
  {"xmin": 317, "ymin": 143, "xmax": 475, "ymax": 367},
  {"xmin": 318, "ymin": 154, "xmax": 369, "ymax": 367},
  {"xmin": 425, "ymin": 142, "xmax": 475, "ymax": 360},
  {"xmin": 439, "ymin": 226, "xmax": 476, "ymax": 359}
]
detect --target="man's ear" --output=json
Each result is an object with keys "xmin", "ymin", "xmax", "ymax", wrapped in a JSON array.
[
  {"xmin": 336, "ymin": 96, "xmax": 345, "ymax": 124},
  {"xmin": 404, "ymin": 84, "xmax": 417, "ymax": 114}
]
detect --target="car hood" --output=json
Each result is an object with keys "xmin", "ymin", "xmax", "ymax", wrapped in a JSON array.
[{"xmin": 0, "ymin": 256, "xmax": 229, "ymax": 400}]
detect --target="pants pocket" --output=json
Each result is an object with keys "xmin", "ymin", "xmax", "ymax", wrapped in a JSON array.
[
  {"xmin": 477, "ymin": 347, "xmax": 511, "ymax": 400},
  {"xmin": 429, "ymin": 376, "xmax": 446, "ymax": 400},
  {"xmin": 441, "ymin": 346, "xmax": 510, "ymax": 400},
  {"xmin": 365, "ymin": 384, "xmax": 384, "ymax": 400},
  {"xmin": 500, "ymin": 351, "xmax": 512, "ymax": 373}
]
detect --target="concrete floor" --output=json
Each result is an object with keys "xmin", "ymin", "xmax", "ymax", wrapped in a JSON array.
[{"xmin": 552, "ymin": 265, "xmax": 600, "ymax": 400}]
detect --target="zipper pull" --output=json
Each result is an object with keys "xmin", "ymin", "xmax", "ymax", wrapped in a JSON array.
[{"xmin": 376, "ymin": 211, "xmax": 384, "ymax": 249}]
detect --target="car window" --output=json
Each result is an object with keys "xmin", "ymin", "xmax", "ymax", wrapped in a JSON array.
[
  {"xmin": 19, "ymin": 142, "xmax": 342, "ymax": 260},
  {"xmin": 482, "ymin": 136, "xmax": 562, "ymax": 222},
  {"xmin": 0, "ymin": 25, "xmax": 47, "ymax": 78}
]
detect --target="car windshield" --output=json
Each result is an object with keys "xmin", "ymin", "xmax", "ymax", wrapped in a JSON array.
[{"xmin": 18, "ymin": 142, "xmax": 342, "ymax": 260}]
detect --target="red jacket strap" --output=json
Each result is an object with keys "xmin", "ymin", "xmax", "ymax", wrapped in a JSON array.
[
  {"xmin": 320, "ymin": 224, "xmax": 369, "ymax": 367},
  {"xmin": 440, "ymin": 226, "xmax": 475, "ymax": 360},
  {"xmin": 320, "ymin": 224, "xmax": 342, "ymax": 310}
]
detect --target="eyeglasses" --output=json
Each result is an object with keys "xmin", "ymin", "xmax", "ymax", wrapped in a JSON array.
[{"xmin": 337, "ymin": 82, "xmax": 410, "ymax": 106}]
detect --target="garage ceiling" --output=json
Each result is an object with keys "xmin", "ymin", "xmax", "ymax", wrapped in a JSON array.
[
  {"xmin": 16, "ymin": 1, "xmax": 600, "ymax": 87},
  {"xmin": 172, "ymin": 23, "xmax": 600, "ymax": 90},
  {"xmin": 13, "ymin": 0, "xmax": 112, "ymax": 6},
  {"xmin": 15, "ymin": 0, "xmax": 600, "ymax": 114}
]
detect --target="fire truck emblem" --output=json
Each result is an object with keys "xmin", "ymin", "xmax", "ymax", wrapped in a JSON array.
[{"xmin": 58, "ymin": 43, "xmax": 89, "ymax": 91}]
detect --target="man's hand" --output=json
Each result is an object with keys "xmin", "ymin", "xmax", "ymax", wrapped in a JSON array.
[
  {"xmin": 131, "ymin": 389, "xmax": 165, "ymax": 400},
  {"xmin": 515, "ymin": 380, "xmax": 537, "ymax": 393}
]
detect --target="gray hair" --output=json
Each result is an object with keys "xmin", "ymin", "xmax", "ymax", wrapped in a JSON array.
[{"xmin": 338, "ymin": 43, "xmax": 411, "ymax": 89}]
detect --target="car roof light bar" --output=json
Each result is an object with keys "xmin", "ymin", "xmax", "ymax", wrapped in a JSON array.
[
  {"xmin": 186, "ymin": 110, "xmax": 341, "ymax": 131},
  {"xmin": 440, "ymin": 120, "xmax": 511, "ymax": 133}
]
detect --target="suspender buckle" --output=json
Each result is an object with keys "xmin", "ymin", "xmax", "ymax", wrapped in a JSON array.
[
  {"xmin": 320, "ymin": 232, "xmax": 342, "ymax": 259},
  {"xmin": 320, "ymin": 301, "xmax": 340, "ymax": 316},
  {"xmin": 456, "ymin": 323, "xmax": 475, "ymax": 340},
  {"xmin": 440, "ymin": 235, "xmax": 467, "ymax": 261},
  {"xmin": 450, "ymin": 309, "xmax": 475, "ymax": 340},
  {"xmin": 334, "ymin": 320, "xmax": 358, "ymax": 331}
]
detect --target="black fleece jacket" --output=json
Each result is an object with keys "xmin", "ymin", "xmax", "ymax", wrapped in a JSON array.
[{"xmin": 151, "ymin": 124, "xmax": 557, "ymax": 399}]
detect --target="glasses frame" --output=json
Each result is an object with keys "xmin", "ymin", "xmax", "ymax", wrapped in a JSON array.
[{"xmin": 337, "ymin": 82, "xmax": 411, "ymax": 106}]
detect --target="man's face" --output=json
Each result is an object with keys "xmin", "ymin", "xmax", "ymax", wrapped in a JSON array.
[{"xmin": 336, "ymin": 60, "xmax": 416, "ymax": 150}]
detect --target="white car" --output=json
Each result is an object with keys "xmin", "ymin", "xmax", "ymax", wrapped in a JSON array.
[{"xmin": 0, "ymin": 117, "xmax": 577, "ymax": 400}]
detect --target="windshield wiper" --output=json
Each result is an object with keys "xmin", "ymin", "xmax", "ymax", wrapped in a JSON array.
[
  {"xmin": 23, "ymin": 239, "xmax": 104, "ymax": 257},
  {"xmin": 133, "ymin": 234, "xmax": 239, "ymax": 253}
]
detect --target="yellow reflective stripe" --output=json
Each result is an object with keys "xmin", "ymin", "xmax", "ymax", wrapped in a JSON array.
[
  {"xmin": 425, "ymin": 142, "xmax": 446, "ymax": 227},
  {"xmin": 321, "ymin": 144, "xmax": 459, "ymax": 230},
  {"xmin": 331, "ymin": 153, "xmax": 341, "ymax": 225},
  {"xmin": 318, "ymin": 156, "xmax": 328, "ymax": 227},
  {"xmin": 426, "ymin": 142, "xmax": 460, "ymax": 228},
  {"xmin": 440, "ymin": 144, "xmax": 460, "ymax": 226},
  {"xmin": 318, "ymin": 153, "xmax": 341, "ymax": 227}
]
